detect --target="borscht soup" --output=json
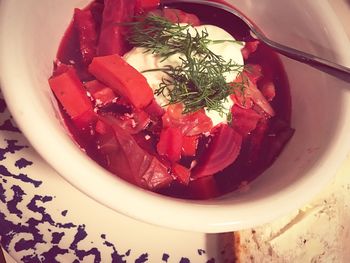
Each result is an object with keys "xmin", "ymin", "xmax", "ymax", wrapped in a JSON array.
[{"xmin": 48, "ymin": 0, "xmax": 294, "ymax": 199}]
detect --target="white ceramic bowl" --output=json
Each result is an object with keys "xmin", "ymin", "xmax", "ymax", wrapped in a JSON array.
[{"xmin": 1, "ymin": 0, "xmax": 350, "ymax": 233}]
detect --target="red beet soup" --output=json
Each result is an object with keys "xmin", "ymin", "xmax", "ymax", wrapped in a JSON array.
[{"xmin": 48, "ymin": 0, "xmax": 294, "ymax": 199}]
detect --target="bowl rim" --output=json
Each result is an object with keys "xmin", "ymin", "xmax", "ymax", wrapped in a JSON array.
[{"xmin": 1, "ymin": 0, "xmax": 350, "ymax": 233}]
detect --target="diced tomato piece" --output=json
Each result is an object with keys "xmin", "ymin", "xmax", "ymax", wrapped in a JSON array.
[
  {"xmin": 192, "ymin": 124, "xmax": 242, "ymax": 178},
  {"xmin": 261, "ymin": 81, "xmax": 276, "ymax": 101},
  {"xmin": 48, "ymin": 68, "xmax": 95, "ymax": 125},
  {"xmin": 188, "ymin": 176, "xmax": 219, "ymax": 199},
  {"xmin": 162, "ymin": 103, "xmax": 183, "ymax": 126},
  {"xmin": 88, "ymin": 54, "xmax": 154, "ymax": 109},
  {"xmin": 162, "ymin": 104, "xmax": 213, "ymax": 136},
  {"xmin": 182, "ymin": 135, "xmax": 199, "ymax": 157},
  {"xmin": 182, "ymin": 110, "xmax": 213, "ymax": 136},
  {"xmin": 162, "ymin": 8, "xmax": 201, "ymax": 26},
  {"xmin": 241, "ymin": 40, "xmax": 259, "ymax": 60},
  {"xmin": 244, "ymin": 64, "xmax": 263, "ymax": 84},
  {"xmin": 172, "ymin": 163, "xmax": 191, "ymax": 185},
  {"xmin": 231, "ymin": 91, "xmax": 254, "ymax": 109},
  {"xmin": 135, "ymin": 0, "xmax": 160, "ymax": 13},
  {"xmin": 231, "ymin": 72, "xmax": 275, "ymax": 117},
  {"xmin": 84, "ymin": 80, "xmax": 116, "ymax": 106},
  {"xmin": 231, "ymin": 105, "xmax": 262, "ymax": 137},
  {"xmin": 98, "ymin": 0, "xmax": 136, "ymax": 56},
  {"xmin": 230, "ymin": 74, "xmax": 254, "ymax": 109},
  {"xmin": 248, "ymin": 82, "xmax": 275, "ymax": 117},
  {"xmin": 157, "ymin": 127, "xmax": 183, "ymax": 162},
  {"xmin": 73, "ymin": 8, "xmax": 98, "ymax": 65}
]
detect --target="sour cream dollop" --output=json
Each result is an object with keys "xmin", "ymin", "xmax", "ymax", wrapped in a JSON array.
[{"xmin": 124, "ymin": 24, "xmax": 244, "ymax": 126}]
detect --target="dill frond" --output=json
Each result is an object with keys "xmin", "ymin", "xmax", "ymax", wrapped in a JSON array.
[{"xmin": 127, "ymin": 15, "xmax": 245, "ymax": 116}]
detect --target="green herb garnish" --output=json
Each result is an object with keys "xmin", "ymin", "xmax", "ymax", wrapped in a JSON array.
[{"xmin": 127, "ymin": 15, "xmax": 246, "ymax": 116}]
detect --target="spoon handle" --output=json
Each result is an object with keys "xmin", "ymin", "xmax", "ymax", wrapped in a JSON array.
[{"xmin": 259, "ymin": 35, "xmax": 350, "ymax": 83}]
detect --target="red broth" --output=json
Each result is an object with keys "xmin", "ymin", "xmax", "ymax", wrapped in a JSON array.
[{"xmin": 50, "ymin": 0, "xmax": 294, "ymax": 199}]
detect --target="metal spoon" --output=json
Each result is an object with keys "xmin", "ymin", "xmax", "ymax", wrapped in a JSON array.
[{"xmin": 162, "ymin": 0, "xmax": 350, "ymax": 82}]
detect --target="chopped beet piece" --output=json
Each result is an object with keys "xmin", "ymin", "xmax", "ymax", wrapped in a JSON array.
[
  {"xmin": 181, "ymin": 135, "xmax": 199, "ymax": 157},
  {"xmin": 231, "ymin": 105, "xmax": 262, "ymax": 137},
  {"xmin": 141, "ymin": 157, "xmax": 173, "ymax": 189},
  {"xmin": 188, "ymin": 176, "xmax": 220, "ymax": 199},
  {"xmin": 243, "ymin": 119, "xmax": 269, "ymax": 165},
  {"xmin": 192, "ymin": 124, "xmax": 242, "ymax": 178},
  {"xmin": 162, "ymin": 8, "xmax": 201, "ymax": 26},
  {"xmin": 172, "ymin": 163, "xmax": 191, "ymax": 185},
  {"xmin": 157, "ymin": 127, "xmax": 183, "ymax": 162},
  {"xmin": 135, "ymin": 0, "xmax": 160, "ymax": 13},
  {"xmin": 98, "ymin": 0, "xmax": 136, "ymax": 55},
  {"xmin": 263, "ymin": 118, "xmax": 295, "ymax": 165},
  {"xmin": 233, "ymin": 71, "xmax": 275, "ymax": 117},
  {"xmin": 105, "ymin": 123, "xmax": 173, "ymax": 189},
  {"xmin": 73, "ymin": 8, "xmax": 98, "ymax": 65}
]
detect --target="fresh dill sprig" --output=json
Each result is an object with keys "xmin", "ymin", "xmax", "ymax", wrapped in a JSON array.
[{"xmin": 127, "ymin": 15, "xmax": 246, "ymax": 116}]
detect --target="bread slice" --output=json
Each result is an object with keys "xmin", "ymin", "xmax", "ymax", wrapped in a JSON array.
[{"xmin": 232, "ymin": 155, "xmax": 350, "ymax": 262}]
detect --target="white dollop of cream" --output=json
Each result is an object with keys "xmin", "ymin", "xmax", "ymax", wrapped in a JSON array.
[
  {"xmin": 123, "ymin": 24, "xmax": 244, "ymax": 126},
  {"xmin": 205, "ymin": 97, "xmax": 233, "ymax": 126}
]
